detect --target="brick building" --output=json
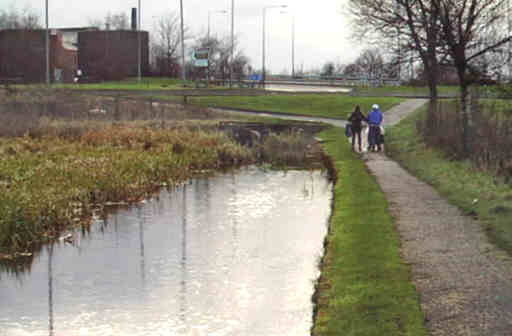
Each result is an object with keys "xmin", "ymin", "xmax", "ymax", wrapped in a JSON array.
[
  {"xmin": 0, "ymin": 28, "xmax": 149, "ymax": 83},
  {"xmin": 78, "ymin": 30, "xmax": 149, "ymax": 81},
  {"xmin": 0, "ymin": 29, "xmax": 52, "ymax": 82}
]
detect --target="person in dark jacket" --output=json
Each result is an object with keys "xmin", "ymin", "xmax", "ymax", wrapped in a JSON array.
[
  {"xmin": 348, "ymin": 105, "xmax": 367, "ymax": 152},
  {"xmin": 367, "ymin": 104, "xmax": 383, "ymax": 152}
]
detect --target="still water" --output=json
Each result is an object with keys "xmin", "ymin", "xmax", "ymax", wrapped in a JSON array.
[{"xmin": 0, "ymin": 167, "xmax": 332, "ymax": 336}]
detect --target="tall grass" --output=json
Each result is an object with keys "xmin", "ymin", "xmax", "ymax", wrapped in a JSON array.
[
  {"xmin": 260, "ymin": 130, "xmax": 315, "ymax": 167},
  {"xmin": 0, "ymin": 123, "xmax": 255, "ymax": 254},
  {"xmin": 417, "ymin": 98, "xmax": 512, "ymax": 182},
  {"xmin": 0, "ymin": 89, "xmax": 224, "ymax": 137}
]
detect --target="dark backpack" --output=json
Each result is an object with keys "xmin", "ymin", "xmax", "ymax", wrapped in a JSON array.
[{"xmin": 345, "ymin": 123, "xmax": 352, "ymax": 137}]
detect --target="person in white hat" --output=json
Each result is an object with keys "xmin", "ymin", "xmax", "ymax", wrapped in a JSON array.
[{"xmin": 367, "ymin": 104, "xmax": 383, "ymax": 152}]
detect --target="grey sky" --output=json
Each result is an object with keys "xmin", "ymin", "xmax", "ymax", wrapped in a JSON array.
[{"xmin": 4, "ymin": 0, "xmax": 363, "ymax": 74}]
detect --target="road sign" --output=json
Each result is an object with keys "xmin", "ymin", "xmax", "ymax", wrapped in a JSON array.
[{"xmin": 194, "ymin": 48, "xmax": 210, "ymax": 68}]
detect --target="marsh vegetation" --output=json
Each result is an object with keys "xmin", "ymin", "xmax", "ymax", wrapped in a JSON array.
[{"xmin": 0, "ymin": 89, "xmax": 327, "ymax": 257}]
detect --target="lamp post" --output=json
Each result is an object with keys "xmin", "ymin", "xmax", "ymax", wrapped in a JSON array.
[
  {"xmin": 395, "ymin": 0, "xmax": 401, "ymax": 82},
  {"xmin": 208, "ymin": 10, "xmax": 227, "ymax": 43},
  {"xmin": 137, "ymin": 0, "xmax": 141, "ymax": 82},
  {"xmin": 230, "ymin": 0, "xmax": 234, "ymax": 88},
  {"xmin": 291, "ymin": 14, "xmax": 295, "ymax": 78},
  {"xmin": 45, "ymin": 0, "xmax": 50, "ymax": 85},
  {"xmin": 179, "ymin": 0, "xmax": 186, "ymax": 82},
  {"xmin": 281, "ymin": 11, "xmax": 295, "ymax": 79},
  {"xmin": 262, "ymin": 5, "xmax": 287, "ymax": 87},
  {"xmin": 207, "ymin": 10, "xmax": 227, "ymax": 86}
]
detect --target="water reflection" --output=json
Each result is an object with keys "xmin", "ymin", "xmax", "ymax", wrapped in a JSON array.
[
  {"xmin": 137, "ymin": 206, "xmax": 146, "ymax": 287},
  {"xmin": 47, "ymin": 245, "xmax": 54, "ymax": 336},
  {"xmin": 0, "ymin": 167, "xmax": 332, "ymax": 336}
]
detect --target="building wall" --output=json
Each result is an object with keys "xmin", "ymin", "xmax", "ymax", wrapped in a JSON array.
[
  {"xmin": 0, "ymin": 29, "xmax": 79, "ymax": 83},
  {"xmin": 0, "ymin": 30, "xmax": 51, "ymax": 82},
  {"xmin": 78, "ymin": 30, "xmax": 149, "ymax": 80},
  {"xmin": 54, "ymin": 32, "xmax": 79, "ymax": 83},
  {"xmin": 0, "ymin": 29, "xmax": 148, "ymax": 83}
]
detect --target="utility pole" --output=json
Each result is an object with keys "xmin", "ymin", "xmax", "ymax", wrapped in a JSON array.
[
  {"xmin": 180, "ymin": 0, "xmax": 186, "ymax": 82},
  {"xmin": 262, "ymin": 5, "xmax": 287, "ymax": 88},
  {"xmin": 137, "ymin": 0, "xmax": 141, "ymax": 82},
  {"xmin": 292, "ymin": 14, "xmax": 295, "ymax": 78},
  {"xmin": 230, "ymin": 0, "xmax": 234, "ymax": 87},
  {"xmin": 45, "ymin": 0, "xmax": 50, "ymax": 85},
  {"xmin": 396, "ymin": 0, "xmax": 401, "ymax": 83},
  {"xmin": 262, "ymin": 8, "xmax": 266, "ymax": 87}
]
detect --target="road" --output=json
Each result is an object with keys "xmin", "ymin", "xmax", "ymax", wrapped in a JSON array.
[{"xmin": 264, "ymin": 84, "xmax": 352, "ymax": 93}]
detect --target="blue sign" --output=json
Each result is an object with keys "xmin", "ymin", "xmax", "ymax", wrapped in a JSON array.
[{"xmin": 249, "ymin": 74, "xmax": 262, "ymax": 81}]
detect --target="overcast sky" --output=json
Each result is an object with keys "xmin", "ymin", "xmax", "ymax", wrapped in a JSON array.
[{"xmin": 3, "ymin": 0, "xmax": 364, "ymax": 74}]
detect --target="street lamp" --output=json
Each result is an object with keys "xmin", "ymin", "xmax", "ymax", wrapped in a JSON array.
[
  {"xmin": 137, "ymin": 0, "xmax": 141, "ymax": 82},
  {"xmin": 281, "ymin": 11, "xmax": 295, "ymax": 79},
  {"xmin": 230, "ymin": 0, "xmax": 234, "ymax": 88},
  {"xmin": 208, "ymin": 10, "xmax": 227, "ymax": 43},
  {"xmin": 292, "ymin": 14, "xmax": 295, "ymax": 78},
  {"xmin": 262, "ymin": 5, "xmax": 287, "ymax": 87},
  {"xmin": 179, "ymin": 0, "xmax": 186, "ymax": 82},
  {"xmin": 45, "ymin": 0, "xmax": 50, "ymax": 85}
]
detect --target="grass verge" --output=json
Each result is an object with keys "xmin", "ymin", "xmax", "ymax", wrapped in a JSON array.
[
  {"xmin": 312, "ymin": 126, "xmax": 426, "ymax": 336},
  {"xmin": 23, "ymin": 78, "xmax": 195, "ymax": 91},
  {"xmin": 386, "ymin": 106, "xmax": 512, "ymax": 254},
  {"xmin": 354, "ymin": 85, "xmax": 459, "ymax": 97},
  {"xmin": 185, "ymin": 95, "xmax": 404, "ymax": 119}
]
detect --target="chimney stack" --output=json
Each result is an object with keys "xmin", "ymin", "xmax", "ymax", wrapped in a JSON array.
[{"xmin": 131, "ymin": 8, "xmax": 137, "ymax": 30}]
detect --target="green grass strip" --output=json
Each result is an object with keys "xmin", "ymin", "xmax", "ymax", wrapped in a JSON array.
[
  {"xmin": 354, "ymin": 85, "xmax": 459, "ymax": 97},
  {"xmin": 313, "ymin": 127, "xmax": 426, "ymax": 336},
  {"xmin": 189, "ymin": 95, "xmax": 404, "ymax": 119},
  {"xmin": 386, "ymin": 106, "xmax": 512, "ymax": 254},
  {"xmin": 26, "ymin": 77, "xmax": 194, "ymax": 91}
]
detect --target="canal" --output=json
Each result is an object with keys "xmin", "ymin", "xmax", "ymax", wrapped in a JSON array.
[{"xmin": 1, "ymin": 167, "xmax": 332, "ymax": 336}]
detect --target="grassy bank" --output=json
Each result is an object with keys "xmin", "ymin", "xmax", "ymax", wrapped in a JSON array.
[
  {"xmin": 354, "ymin": 85, "xmax": 459, "ymax": 97},
  {"xmin": 312, "ymin": 127, "xmax": 426, "ymax": 335},
  {"xmin": 186, "ymin": 95, "xmax": 404, "ymax": 119},
  {"xmin": 386, "ymin": 106, "xmax": 512, "ymax": 254},
  {"xmin": 24, "ymin": 78, "xmax": 193, "ymax": 91}
]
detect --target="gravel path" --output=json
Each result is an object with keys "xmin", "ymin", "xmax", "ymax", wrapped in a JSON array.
[{"xmin": 365, "ymin": 100, "xmax": 512, "ymax": 336}]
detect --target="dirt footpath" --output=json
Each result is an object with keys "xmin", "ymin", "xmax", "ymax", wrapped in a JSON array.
[{"xmin": 365, "ymin": 100, "xmax": 512, "ymax": 335}]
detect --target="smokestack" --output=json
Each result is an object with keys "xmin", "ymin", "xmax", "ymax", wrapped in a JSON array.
[{"xmin": 131, "ymin": 8, "xmax": 137, "ymax": 30}]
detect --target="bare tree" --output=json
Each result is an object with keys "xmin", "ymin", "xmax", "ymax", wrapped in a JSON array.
[
  {"xmin": 472, "ymin": 25, "xmax": 510, "ymax": 82},
  {"xmin": 434, "ymin": 0, "xmax": 511, "ymax": 101},
  {"xmin": 334, "ymin": 61, "xmax": 346, "ymax": 76},
  {"xmin": 432, "ymin": 0, "xmax": 512, "ymax": 155},
  {"xmin": 343, "ymin": 63, "xmax": 359, "ymax": 78},
  {"xmin": 106, "ymin": 12, "xmax": 129, "ymax": 30},
  {"xmin": 192, "ymin": 35, "xmax": 249, "ymax": 81},
  {"xmin": 151, "ymin": 12, "xmax": 182, "ymax": 77},
  {"xmin": 354, "ymin": 48, "xmax": 385, "ymax": 79},
  {"xmin": 348, "ymin": 0, "xmax": 443, "ymax": 100},
  {"xmin": 232, "ymin": 52, "xmax": 250, "ymax": 80},
  {"xmin": 87, "ymin": 11, "xmax": 130, "ymax": 30},
  {"xmin": 0, "ymin": 4, "xmax": 41, "ymax": 29},
  {"xmin": 321, "ymin": 62, "xmax": 336, "ymax": 77}
]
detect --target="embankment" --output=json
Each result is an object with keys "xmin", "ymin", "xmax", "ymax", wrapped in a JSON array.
[{"xmin": 312, "ymin": 126, "xmax": 426, "ymax": 336}]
